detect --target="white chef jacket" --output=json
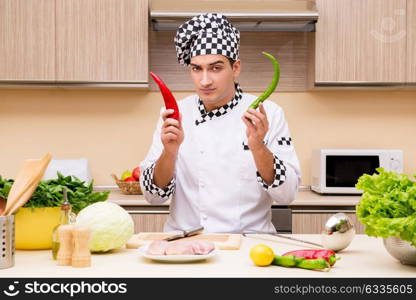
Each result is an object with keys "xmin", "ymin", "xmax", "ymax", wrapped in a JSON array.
[{"xmin": 139, "ymin": 84, "xmax": 301, "ymax": 233}]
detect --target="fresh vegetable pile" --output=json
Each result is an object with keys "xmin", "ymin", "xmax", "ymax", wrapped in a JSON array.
[
  {"xmin": 356, "ymin": 167, "xmax": 416, "ymax": 246},
  {"xmin": 249, "ymin": 244, "xmax": 340, "ymax": 271},
  {"xmin": 275, "ymin": 249, "xmax": 340, "ymax": 270},
  {"xmin": 0, "ymin": 172, "xmax": 109, "ymax": 213}
]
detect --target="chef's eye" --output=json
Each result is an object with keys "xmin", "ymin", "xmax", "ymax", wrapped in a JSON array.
[
  {"xmin": 212, "ymin": 66, "xmax": 222, "ymax": 71},
  {"xmin": 191, "ymin": 66, "xmax": 201, "ymax": 72}
]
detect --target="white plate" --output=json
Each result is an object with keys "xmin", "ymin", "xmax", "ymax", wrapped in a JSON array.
[{"xmin": 138, "ymin": 244, "xmax": 217, "ymax": 262}]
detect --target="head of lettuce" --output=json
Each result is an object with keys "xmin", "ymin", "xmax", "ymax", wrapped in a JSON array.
[
  {"xmin": 356, "ymin": 167, "xmax": 416, "ymax": 246},
  {"xmin": 76, "ymin": 202, "xmax": 134, "ymax": 252}
]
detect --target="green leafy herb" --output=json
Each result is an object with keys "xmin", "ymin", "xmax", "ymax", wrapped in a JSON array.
[
  {"xmin": 0, "ymin": 172, "xmax": 109, "ymax": 213},
  {"xmin": 356, "ymin": 167, "xmax": 416, "ymax": 246},
  {"xmin": 0, "ymin": 176, "xmax": 14, "ymax": 199}
]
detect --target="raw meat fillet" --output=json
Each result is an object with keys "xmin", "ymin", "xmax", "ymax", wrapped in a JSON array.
[
  {"xmin": 165, "ymin": 240, "xmax": 195, "ymax": 255},
  {"xmin": 165, "ymin": 240, "xmax": 215, "ymax": 255},
  {"xmin": 190, "ymin": 240, "xmax": 215, "ymax": 255},
  {"xmin": 146, "ymin": 240, "xmax": 169, "ymax": 255},
  {"xmin": 146, "ymin": 239, "xmax": 215, "ymax": 256}
]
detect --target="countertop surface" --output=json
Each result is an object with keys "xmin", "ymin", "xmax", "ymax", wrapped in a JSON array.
[
  {"xmin": 106, "ymin": 189, "xmax": 361, "ymax": 207},
  {"xmin": 3, "ymin": 235, "xmax": 414, "ymax": 278}
]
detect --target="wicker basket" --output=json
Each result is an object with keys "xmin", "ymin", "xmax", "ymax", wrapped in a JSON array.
[{"xmin": 111, "ymin": 174, "xmax": 142, "ymax": 195}]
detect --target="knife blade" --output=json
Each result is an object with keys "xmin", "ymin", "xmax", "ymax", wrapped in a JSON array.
[
  {"xmin": 242, "ymin": 231, "xmax": 323, "ymax": 248},
  {"xmin": 164, "ymin": 226, "xmax": 204, "ymax": 242}
]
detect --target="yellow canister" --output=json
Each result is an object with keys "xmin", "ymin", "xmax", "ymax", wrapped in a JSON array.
[{"xmin": 15, "ymin": 207, "xmax": 61, "ymax": 250}]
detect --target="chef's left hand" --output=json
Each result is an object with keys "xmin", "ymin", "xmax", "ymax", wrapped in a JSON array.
[{"xmin": 242, "ymin": 103, "xmax": 269, "ymax": 151}]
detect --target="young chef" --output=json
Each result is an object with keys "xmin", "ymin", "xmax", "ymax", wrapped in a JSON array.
[{"xmin": 140, "ymin": 13, "xmax": 301, "ymax": 233}]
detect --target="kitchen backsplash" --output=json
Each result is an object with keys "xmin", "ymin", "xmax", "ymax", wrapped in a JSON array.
[{"xmin": 1, "ymin": 88, "xmax": 415, "ymax": 185}]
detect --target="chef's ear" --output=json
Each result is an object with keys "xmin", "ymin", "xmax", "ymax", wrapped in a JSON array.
[{"xmin": 232, "ymin": 59, "xmax": 241, "ymax": 79}]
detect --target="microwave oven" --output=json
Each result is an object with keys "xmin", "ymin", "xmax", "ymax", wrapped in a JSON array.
[{"xmin": 311, "ymin": 149, "xmax": 403, "ymax": 194}]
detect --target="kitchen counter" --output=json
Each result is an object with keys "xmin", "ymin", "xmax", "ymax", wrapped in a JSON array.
[
  {"xmin": 2, "ymin": 235, "xmax": 414, "ymax": 278},
  {"xmin": 106, "ymin": 189, "xmax": 361, "ymax": 208}
]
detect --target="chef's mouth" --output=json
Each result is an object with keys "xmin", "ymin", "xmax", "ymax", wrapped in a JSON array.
[{"xmin": 200, "ymin": 88, "xmax": 216, "ymax": 94}]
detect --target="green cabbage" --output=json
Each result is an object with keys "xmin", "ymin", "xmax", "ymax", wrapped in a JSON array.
[
  {"xmin": 356, "ymin": 167, "xmax": 416, "ymax": 246},
  {"xmin": 76, "ymin": 202, "xmax": 134, "ymax": 252}
]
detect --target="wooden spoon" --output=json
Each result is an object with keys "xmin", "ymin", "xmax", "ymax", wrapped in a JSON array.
[
  {"xmin": 2, "ymin": 153, "xmax": 52, "ymax": 216},
  {"xmin": 6, "ymin": 170, "xmax": 46, "ymax": 216},
  {"xmin": 3, "ymin": 159, "xmax": 41, "ymax": 215}
]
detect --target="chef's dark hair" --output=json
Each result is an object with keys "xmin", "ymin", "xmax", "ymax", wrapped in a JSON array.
[{"xmin": 227, "ymin": 57, "xmax": 236, "ymax": 67}]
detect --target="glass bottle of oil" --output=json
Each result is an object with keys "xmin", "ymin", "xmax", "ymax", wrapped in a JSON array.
[{"xmin": 51, "ymin": 187, "xmax": 72, "ymax": 260}]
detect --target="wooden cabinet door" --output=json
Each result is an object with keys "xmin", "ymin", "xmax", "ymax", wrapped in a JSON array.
[
  {"xmin": 315, "ymin": 0, "xmax": 407, "ymax": 84},
  {"xmin": 56, "ymin": 0, "xmax": 148, "ymax": 83},
  {"xmin": 129, "ymin": 213, "xmax": 169, "ymax": 233},
  {"xmin": 0, "ymin": 0, "xmax": 55, "ymax": 81},
  {"xmin": 407, "ymin": 0, "xmax": 416, "ymax": 83},
  {"xmin": 292, "ymin": 212, "xmax": 365, "ymax": 234}
]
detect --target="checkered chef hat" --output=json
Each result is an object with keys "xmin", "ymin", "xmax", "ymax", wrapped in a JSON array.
[{"xmin": 174, "ymin": 13, "xmax": 240, "ymax": 66}]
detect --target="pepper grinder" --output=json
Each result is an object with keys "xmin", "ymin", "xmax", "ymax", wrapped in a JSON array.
[
  {"xmin": 57, "ymin": 224, "xmax": 74, "ymax": 266},
  {"xmin": 72, "ymin": 226, "xmax": 91, "ymax": 268}
]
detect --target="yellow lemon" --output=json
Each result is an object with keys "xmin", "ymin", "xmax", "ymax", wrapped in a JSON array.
[{"xmin": 249, "ymin": 244, "xmax": 275, "ymax": 267}]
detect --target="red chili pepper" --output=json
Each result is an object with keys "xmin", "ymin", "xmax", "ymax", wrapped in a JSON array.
[
  {"xmin": 150, "ymin": 72, "xmax": 180, "ymax": 120},
  {"xmin": 282, "ymin": 249, "xmax": 340, "ymax": 266}
]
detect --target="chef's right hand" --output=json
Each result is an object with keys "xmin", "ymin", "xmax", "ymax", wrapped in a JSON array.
[{"xmin": 161, "ymin": 109, "xmax": 184, "ymax": 155}]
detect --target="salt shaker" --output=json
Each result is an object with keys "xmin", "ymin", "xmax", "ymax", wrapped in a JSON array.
[
  {"xmin": 71, "ymin": 226, "xmax": 91, "ymax": 268},
  {"xmin": 57, "ymin": 224, "xmax": 74, "ymax": 266}
]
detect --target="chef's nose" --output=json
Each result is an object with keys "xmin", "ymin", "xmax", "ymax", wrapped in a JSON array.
[{"xmin": 200, "ymin": 71, "xmax": 213, "ymax": 87}]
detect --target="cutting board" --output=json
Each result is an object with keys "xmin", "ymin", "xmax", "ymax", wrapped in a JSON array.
[{"xmin": 126, "ymin": 233, "xmax": 242, "ymax": 250}]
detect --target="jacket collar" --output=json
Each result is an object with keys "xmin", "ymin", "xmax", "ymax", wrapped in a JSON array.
[{"xmin": 195, "ymin": 83, "xmax": 243, "ymax": 126}]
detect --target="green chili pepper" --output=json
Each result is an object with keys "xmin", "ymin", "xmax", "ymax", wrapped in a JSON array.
[
  {"xmin": 248, "ymin": 52, "xmax": 280, "ymax": 110},
  {"xmin": 296, "ymin": 258, "xmax": 330, "ymax": 271},
  {"xmin": 273, "ymin": 254, "xmax": 330, "ymax": 271},
  {"xmin": 272, "ymin": 254, "xmax": 298, "ymax": 267}
]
